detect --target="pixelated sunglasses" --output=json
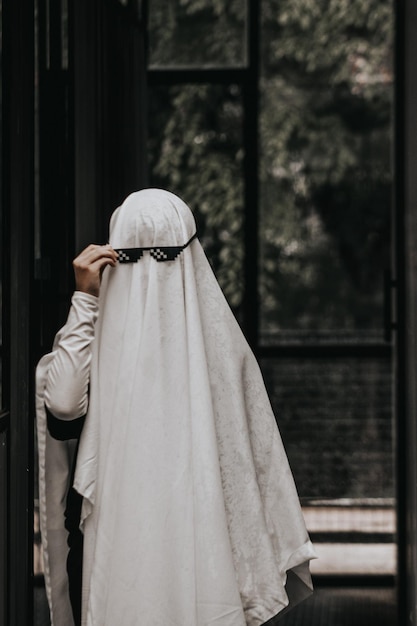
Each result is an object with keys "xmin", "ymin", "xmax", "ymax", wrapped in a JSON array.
[{"xmin": 115, "ymin": 233, "xmax": 197, "ymax": 263}]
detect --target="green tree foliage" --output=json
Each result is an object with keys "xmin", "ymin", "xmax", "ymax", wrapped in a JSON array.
[
  {"xmin": 148, "ymin": 0, "xmax": 246, "ymax": 67},
  {"xmin": 260, "ymin": 0, "xmax": 393, "ymax": 337},
  {"xmin": 147, "ymin": 0, "xmax": 394, "ymax": 499},
  {"xmin": 148, "ymin": 84, "xmax": 245, "ymax": 308},
  {"xmin": 148, "ymin": 0, "xmax": 393, "ymax": 338}
]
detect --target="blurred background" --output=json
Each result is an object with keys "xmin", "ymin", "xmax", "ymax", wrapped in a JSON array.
[{"xmin": 2, "ymin": 0, "xmax": 417, "ymax": 624}]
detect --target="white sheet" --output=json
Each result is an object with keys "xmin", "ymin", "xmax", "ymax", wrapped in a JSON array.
[{"xmin": 38, "ymin": 189, "xmax": 316, "ymax": 626}]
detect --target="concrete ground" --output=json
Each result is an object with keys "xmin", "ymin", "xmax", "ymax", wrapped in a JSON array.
[
  {"xmin": 274, "ymin": 586, "xmax": 397, "ymax": 626},
  {"xmin": 34, "ymin": 502, "xmax": 398, "ymax": 625},
  {"xmin": 34, "ymin": 585, "xmax": 398, "ymax": 626}
]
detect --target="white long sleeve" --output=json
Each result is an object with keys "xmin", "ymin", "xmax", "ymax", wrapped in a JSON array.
[{"xmin": 44, "ymin": 291, "xmax": 99, "ymax": 421}]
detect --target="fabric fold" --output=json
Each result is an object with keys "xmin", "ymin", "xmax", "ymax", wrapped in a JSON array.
[{"xmin": 37, "ymin": 189, "xmax": 316, "ymax": 626}]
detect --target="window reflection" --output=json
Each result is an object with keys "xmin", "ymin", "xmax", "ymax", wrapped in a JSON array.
[
  {"xmin": 259, "ymin": 0, "xmax": 393, "ymax": 343},
  {"xmin": 148, "ymin": 83, "xmax": 245, "ymax": 312}
]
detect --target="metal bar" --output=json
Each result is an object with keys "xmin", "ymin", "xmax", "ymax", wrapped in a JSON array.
[
  {"xmin": 0, "ymin": 412, "xmax": 10, "ymax": 434},
  {"xmin": 49, "ymin": 0, "xmax": 62, "ymax": 70},
  {"xmin": 2, "ymin": 0, "xmax": 35, "ymax": 623},
  {"xmin": 141, "ymin": 0, "xmax": 149, "ymax": 61},
  {"xmin": 309, "ymin": 531, "xmax": 395, "ymax": 544},
  {"xmin": 242, "ymin": 0, "xmax": 260, "ymax": 348},
  {"xmin": 384, "ymin": 268, "xmax": 398, "ymax": 342},
  {"xmin": 395, "ymin": 0, "xmax": 411, "ymax": 623},
  {"xmin": 0, "ymin": 425, "xmax": 7, "ymax": 626},
  {"xmin": 148, "ymin": 67, "xmax": 249, "ymax": 85},
  {"xmin": 61, "ymin": 0, "xmax": 69, "ymax": 69},
  {"xmin": 37, "ymin": 0, "xmax": 75, "ymax": 355},
  {"xmin": 258, "ymin": 344, "xmax": 392, "ymax": 359},
  {"xmin": 313, "ymin": 574, "xmax": 396, "ymax": 588}
]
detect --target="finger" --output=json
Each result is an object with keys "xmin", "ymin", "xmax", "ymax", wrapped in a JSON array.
[
  {"xmin": 81, "ymin": 245, "xmax": 117, "ymax": 263},
  {"xmin": 74, "ymin": 245, "xmax": 117, "ymax": 269},
  {"xmin": 89, "ymin": 256, "xmax": 118, "ymax": 274},
  {"xmin": 74, "ymin": 254, "xmax": 117, "ymax": 296},
  {"xmin": 76, "ymin": 259, "xmax": 116, "ymax": 283}
]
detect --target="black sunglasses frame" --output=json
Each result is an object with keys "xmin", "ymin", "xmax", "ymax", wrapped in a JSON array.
[{"xmin": 115, "ymin": 233, "xmax": 197, "ymax": 263}]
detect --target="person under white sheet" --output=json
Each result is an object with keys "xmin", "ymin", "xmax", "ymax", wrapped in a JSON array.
[{"xmin": 36, "ymin": 188, "xmax": 316, "ymax": 626}]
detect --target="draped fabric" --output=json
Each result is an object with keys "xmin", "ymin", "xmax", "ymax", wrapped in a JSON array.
[
  {"xmin": 37, "ymin": 320, "xmax": 91, "ymax": 626},
  {"xmin": 38, "ymin": 189, "xmax": 315, "ymax": 626}
]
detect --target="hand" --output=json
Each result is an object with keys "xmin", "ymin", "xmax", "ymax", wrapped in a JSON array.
[{"xmin": 73, "ymin": 244, "xmax": 118, "ymax": 297}]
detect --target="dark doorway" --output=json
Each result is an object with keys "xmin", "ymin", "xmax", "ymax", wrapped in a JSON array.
[{"xmin": 2, "ymin": 1, "xmax": 417, "ymax": 625}]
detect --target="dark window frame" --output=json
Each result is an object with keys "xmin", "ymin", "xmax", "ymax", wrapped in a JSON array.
[
  {"xmin": 2, "ymin": 1, "xmax": 35, "ymax": 624},
  {"xmin": 144, "ymin": 0, "xmax": 398, "ymax": 601},
  {"xmin": 145, "ymin": 0, "xmax": 392, "ymax": 361},
  {"xmin": 146, "ymin": 0, "xmax": 261, "ymax": 347}
]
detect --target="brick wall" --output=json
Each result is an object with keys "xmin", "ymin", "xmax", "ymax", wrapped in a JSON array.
[{"xmin": 261, "ymin": 357, "xmax": 394, "ymax": 499}]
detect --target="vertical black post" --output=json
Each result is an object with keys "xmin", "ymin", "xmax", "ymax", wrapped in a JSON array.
[
  {"xmin": 396, "ymin": 0, "xmax": 417, "ymax": 623},
  {"xmin": 394, "ymin": 0, "xmax": 406, "ymax": 617},
  {"xmin": 72, "ymin": 0, "xmax": 100, "ymax": 249},
  {"xmin": 242, "ymin": 0, "xmax": 260, "ymax": 349},
  {"xmin": 73, "ymin": 0, "xmax": 148, "ymax": 251},
  {"xmin": 2, "ymin": 1, "xmax": 34, "ymax": 624},
  {"xmin": 36, "ymin": 0, "xmax": 75, "ymax": 355}
]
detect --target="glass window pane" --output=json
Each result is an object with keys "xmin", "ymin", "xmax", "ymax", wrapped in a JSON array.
[
  {"xmin": 148, "ymin": 83, "xmax": 245, "ymax": 313},
  {"xmin": 259, "ymin": 0, "xmax": 393, "ymax": 344},
  {"xmin": 261, "ymin": 355, "xmax": 395, "ymax": 576},
  {"xmin": 148, "ymin": 0, "xmax": 247, "ymax": 68}
]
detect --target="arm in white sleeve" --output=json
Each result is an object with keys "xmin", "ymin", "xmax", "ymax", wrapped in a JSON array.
[{"xmin": 44, "ymin": 291, "xmax": 99, "ymax": 420}]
